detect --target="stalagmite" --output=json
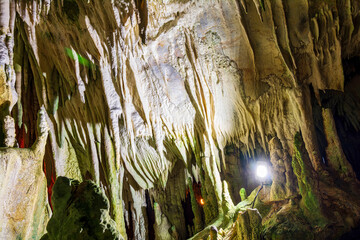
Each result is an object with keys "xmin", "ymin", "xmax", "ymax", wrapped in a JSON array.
[
  {"xmin": 235, "ymin": 209, "xmax": 262, "ymax": 240},
  {"xmin": 0, "ymin": 107, "xmax": 49, "ymax": 239},
  {"xmin": 41, "ymin": 176, "xmax": 123, "ymax": 240},
  {"xmin": 269, "ymin": 136, "xmax": 296, "ymax": 201}
]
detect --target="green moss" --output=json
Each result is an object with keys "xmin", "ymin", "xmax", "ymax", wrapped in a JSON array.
[
  {"xmin": 292, "ymin": 133, "xmax": 327, "ymax": 227},
  {"xmin": 41, "ymin": 177, "xmax": 122, "ymax": 240},
  {"xmin": 262, "ymin": 208, "xmax": 314, "ymax": 240},
  {"xmin": 240, "ymin": 188, "xmax": 247, "ymax": 202},
  {"xmin": 256, "ymin": 203, "xmax": 271, "ymax": 219}
]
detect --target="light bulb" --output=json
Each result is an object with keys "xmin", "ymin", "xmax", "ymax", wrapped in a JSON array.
[{"xmin": 256, "ymin": 165, "xmax": 268, "ymax": 179}]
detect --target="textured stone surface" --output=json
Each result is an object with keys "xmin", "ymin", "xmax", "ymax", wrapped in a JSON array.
[
  {"xmin": 41, "ymin": 176, "xmax": 123, "ymax": 240},
  {"xmin": 235, "ymin": 209, "xmax": 262, "ymax": 240},
  {"xmin": 0, "ymin": 107, "xmax": 49, "ymax": 239},
  {"xmin": 269, "ymin": 136, "xmax": 297, "ymax": 201},
  {"xmin": 153, "ymin": 202, "xmax": 175, "ymax": 240},
  {"xmin": 0, "ymin": 0, "xmax": 359, "ymax": 239}
]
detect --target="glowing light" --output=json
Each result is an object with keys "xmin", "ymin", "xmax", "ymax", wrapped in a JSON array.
[
  {"xmin": 65, "ymin": 47, "xmax": 94, "ymax": 68},
  {"xmin": 256, "ymin": 164, "xmax": 268, "ymax": 179},
  {"xmin": 200, "ymin": 198, "xmax": 205, "ymax": 205}
]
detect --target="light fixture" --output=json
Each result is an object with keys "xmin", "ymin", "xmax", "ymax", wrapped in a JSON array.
[
  {"xmin": 256, "ymin": 164, "xmax": 268, "ymax": 179},
  {"xmin": 251, "ymin": 162, "xmax": 269, "ymax": 208},
  {"xmin": 199, "ymin": 198, "xmax": 205, "ymax": 205}
]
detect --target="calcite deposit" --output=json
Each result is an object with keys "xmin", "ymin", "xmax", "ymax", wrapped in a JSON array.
[
  {"xmin": 0, "ymin": 108, "xmax": 49, "ymax": 239},
  {"xmin": 0, "ymin": 0, "xmax": 360, "ymax": 239}
]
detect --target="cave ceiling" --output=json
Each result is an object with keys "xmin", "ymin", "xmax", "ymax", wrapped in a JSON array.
[{"xmin": 0, "ymin": 0, "xmax": 360, "ymax": 239}]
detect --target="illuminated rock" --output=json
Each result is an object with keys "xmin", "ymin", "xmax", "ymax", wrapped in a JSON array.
[
  {"xmin": 0, "ymin": 107, "xmax": 49, "ymax": 239},
  {"xmin": 0, "ymin": 0, "xmax": 359, "ymax": 239}
]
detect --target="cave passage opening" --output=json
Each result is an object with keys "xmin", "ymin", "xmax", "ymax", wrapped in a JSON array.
[
  {"xmin": 145, "ymin": 190, "xmax": 156, "ymax": 240},
  {"xmin": 182, "ymin": 180, "xmax": 204, "ymax": 238}
]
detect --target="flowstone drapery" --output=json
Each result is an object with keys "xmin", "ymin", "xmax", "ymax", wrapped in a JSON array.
[{"xmin": 0, "ymin": 0, "xmax": 360, "ymax": 239}]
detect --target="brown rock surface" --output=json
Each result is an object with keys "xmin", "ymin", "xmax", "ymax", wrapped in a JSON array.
[{"xmin": 0, "ymin": 0, "xmax": 359, "ymax": 239}]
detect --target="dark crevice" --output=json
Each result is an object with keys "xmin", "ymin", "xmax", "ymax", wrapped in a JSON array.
[
  {"xmin": 182, "ymin": 190, "xmax": 195, "ymax": 237},
  {"xmin": 145, "ymin": 190, "xmax": 155, "ymax": 240},
  {"xmin": 43, "ymin": 138, "xmax": 56, "ymax": 209},
  {"xmin": 334, "ymin": 114, "xmax": 360, "ymax": 180},
  {"xmin": 327, "ymin": 56, "xmax": 360, "ymax": 180},
  {"xmin": 125, "ymin": 202, "xmax": 134, "ymax": 240},
  {"xmin": 183, "ymin": 180, "xmax": 204, "ymax": 238},
  {"xmin": 309, "ymin": 84, "xmax": 328, "ymax": 166},
  {"xmin": 340, "ymin": 223, "xmax": 360, "ymax": 240},
  {"xmin": 135, "ymin": 0, "xmax": 148, "ymax": 44},
  {"xmin": 343, "ymin": 56, "xmax": 360, "ymax": 85},
  {"xmin": 17, "ymin": 58, "xmax": 39, "ymax": 148}
]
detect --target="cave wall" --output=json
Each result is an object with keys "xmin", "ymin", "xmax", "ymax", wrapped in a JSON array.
[{"xmin": 0, "ymin": 0, "xmax": 360, "ymax": 239}]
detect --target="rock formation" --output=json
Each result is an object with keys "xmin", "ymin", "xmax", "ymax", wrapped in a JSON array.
[
  {"xmin": 236, "ymin": 209, "xmax": 262, "ymax": 240},
  {"xmin": 0, "ymin": 0, "xmax": 360, "ymax": 239},
  {"xmin": 41, "ymin": 176, "xmax": 122, "ymax": 240},
  {"xmin": 0, "ymin": 107, "xmax": 49, "ymax": 239}
]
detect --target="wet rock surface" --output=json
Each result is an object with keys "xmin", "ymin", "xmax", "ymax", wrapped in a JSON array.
[
  {"xmin": 41, "ymin": 176, "xmax": 123, "ymax": 240},
  {"xmin": 0, "ymin": 0, "xmax": 359, "ymax": 239}
]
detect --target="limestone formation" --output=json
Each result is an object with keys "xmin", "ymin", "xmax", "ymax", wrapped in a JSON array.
[
  {"xmin": 292, "ymin": 132, "xmax": 327, "ymax": 226},
  {"xmin": 187, "ymin": 177, "xmax": 204, "ymax": 234},
  {"xmin": 208, "ymin": 226, "xmax": 218, "ymax": 240},
  {"xmin": 0, "ymin": 0, "xmax": 17, "ymax": 111},
  {"xmin": 3, "ymin": 115, "xmax": 16, "ymax": 147},
  {"xmin": 153, "ymin": 202, "xmax": 175, "ymax": 240},
  {"xmin": 269, "ymin": 136, "xmax": 296, "ymax": 201},
  {"xmin": 0, "ymin": 107, "xmax": 49, "ymax": 239},
  {"xmin": 235, "ymin": 209, "xmax": 262, "ymax": 240},
  {"xmin": 0, "ymin": 0, "xmax": 360, "ymax": 239},
  {"xmin": 322, "ymin": 108, "xmax": 356, "ymax": 180},
  {"xmin": 41, "ymin": 176, "xmax": 123, "ymax": 240},
  {"xmin": 222, "ymin": 181, "xmax": 235, "ymax": 214}
]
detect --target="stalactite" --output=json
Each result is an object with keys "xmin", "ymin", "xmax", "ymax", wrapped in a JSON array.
[{"xmin": 0, "ymin": 0, "xmax": 359, "ymax": 239}]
